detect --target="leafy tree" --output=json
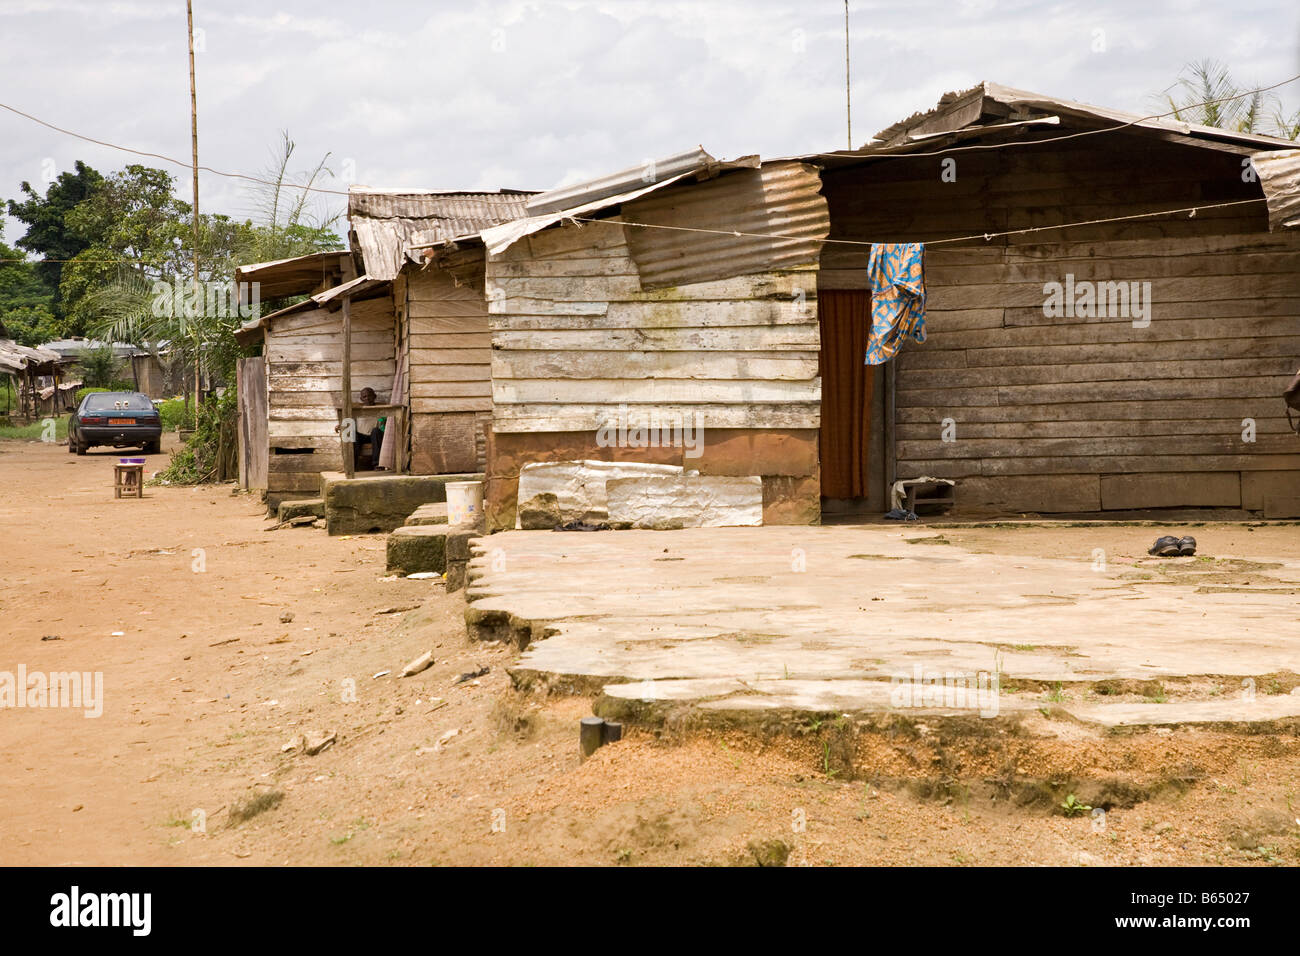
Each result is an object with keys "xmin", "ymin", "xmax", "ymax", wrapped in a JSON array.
[
  {"xmin": 76, "ymin": 134, "xmax": 343, "ymax": 404},
  {"xmin": 4, "ymin": 161, "xmax": 104, "ymax": 311},
  {"xmin": 1, "ymin": 227, "xmax": 58, "ymax": 343},
  {"xmin": 75, "ymin": 344, "xmax": 122, "ymax": 388},
  {"xmin": 3, "ymin": 131, "xmax": 344, "ymax": 424},
  {"xmin": 1, "ymin": 305, "xmax": 60, "ymax": 347},
  {"xmin": 59, "ymin": 164, "xmax": 193, "ymax": 333},
  {"xmin": 1271, "ymin": 105, "xmax": 1300, "ymax": 141}
]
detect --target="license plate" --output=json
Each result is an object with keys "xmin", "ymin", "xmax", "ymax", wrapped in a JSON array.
[{"xmin": 108, "ymin": 418, "xmax": 135, "ymax": 425}]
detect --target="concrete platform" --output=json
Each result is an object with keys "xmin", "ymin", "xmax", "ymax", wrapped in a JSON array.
[
  {"xmin": 320, "ymin": 471, "xmax": 481, "ymax": 535},
  {"xmin": 465, "ymin": 526, "xmax": 1300, "ymax": 728}
]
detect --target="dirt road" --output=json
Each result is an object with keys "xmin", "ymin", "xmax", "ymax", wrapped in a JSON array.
[{"xmin": 1, "ymin": 437, "xmax": 1297, "ymax": 866}]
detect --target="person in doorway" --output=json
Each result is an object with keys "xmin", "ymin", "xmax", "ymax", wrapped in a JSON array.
[{"xmin": 355, "ymin": 387, "xmax": 387, "ymax": 470}]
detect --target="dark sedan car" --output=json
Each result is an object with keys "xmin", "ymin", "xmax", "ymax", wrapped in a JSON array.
[{"xmin": 69, "ymin": 391, "xmax": 162, "ymax": 455}]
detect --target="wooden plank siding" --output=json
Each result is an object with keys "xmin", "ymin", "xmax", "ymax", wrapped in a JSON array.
[
  {"xmin": 481, "ymin": 180, "xmax": 829, "ymax": 530},
  {"xmin": 818, "ymin": 131, "xmax": 1300, "ymax": 512},
  {"xmin": 263, "ymin": 297, "xmax": 396, "ymax": 494},
  {"xmin": 236, "ymin": 356, "xmax": 267, "ymax": 491},
  {"xmin": 485, "ymin": 219, "xmax": 823, "ymax": 434},
  {"xmin": 404, "ymin": 265, "xmax": 492, "ymax": 473}
]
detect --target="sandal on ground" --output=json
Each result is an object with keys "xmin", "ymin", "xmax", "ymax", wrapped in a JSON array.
[{"xmin": 1147, "ymin": 535, "xmax": 1181, "ymax": 557}]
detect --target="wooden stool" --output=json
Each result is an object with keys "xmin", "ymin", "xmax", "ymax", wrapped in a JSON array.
[{"xmin": 114, "ymin": 464, "xmax": 144, "ymax": 499}]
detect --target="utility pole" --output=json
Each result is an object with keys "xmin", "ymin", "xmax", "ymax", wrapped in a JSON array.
[
  {"xmin": 187, "ymin": 0, "xmax": 202, "ymax": 414},
  {"xmin": 844, "ymin": 1, "xmax": 852, "ymax": 149}
]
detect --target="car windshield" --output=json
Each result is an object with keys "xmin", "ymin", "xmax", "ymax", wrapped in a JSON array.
[{"xmin": 84, "ymin": 393, "xmax": 154, "ymax": 412}]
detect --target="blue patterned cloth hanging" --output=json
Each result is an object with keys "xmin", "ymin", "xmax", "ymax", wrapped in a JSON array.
[{"xmin": 864, "ymin": 242, "xmax": 926, "ymax": 365}]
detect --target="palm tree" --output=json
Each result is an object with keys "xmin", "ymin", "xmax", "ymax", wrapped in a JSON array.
[
  {"xmin": 81, "ymin": 134, "xmax": 345, "ymax": 423},
  {"xmin": 1157, "ymin": 59, "xmax": 1297, "ymax": 140}
]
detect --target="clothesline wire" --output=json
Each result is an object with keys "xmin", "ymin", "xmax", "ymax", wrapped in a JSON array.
[
  {"xmin": 567, "ymin": 197, "xmax": 1267, "ymax": 248},
  {"xmin": 1, "ymin": 73, "xmax": 1296, "ymax": 200},
  {"xmin": 806, "ymin": 72, "xmax": 1300, "ymax": 160}
]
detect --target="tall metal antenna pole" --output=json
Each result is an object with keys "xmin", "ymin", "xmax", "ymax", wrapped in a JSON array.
[
  {"xmin": 844, "ymin": 1, "xmax": 852, "ymax": 149},
  {"xmin": 187, "ymin": 0, "xmax": 201, "ymax": 412}
]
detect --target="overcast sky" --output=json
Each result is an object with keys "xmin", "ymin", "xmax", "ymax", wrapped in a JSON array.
[{"xmin": 1, "ymin": 0, "xmax": 1297, "ymax": 243}]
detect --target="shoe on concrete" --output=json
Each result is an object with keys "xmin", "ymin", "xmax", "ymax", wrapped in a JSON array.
[
  {"xmin": 1178, "ymin": 535, "xmax": 1197, "ymax": 556},
  {"xmin": 1148, "ymin": 535, "xmax": 1181, "ymax": 557}
]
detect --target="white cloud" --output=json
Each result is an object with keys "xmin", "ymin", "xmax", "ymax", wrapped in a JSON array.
[{"xmin": 2, "ymin": 0, "xmax": 1298, "ymax": 244}]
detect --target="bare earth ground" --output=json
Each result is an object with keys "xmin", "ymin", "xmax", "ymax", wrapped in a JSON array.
[{"xmin": 1, "ymin": 437, "xmax": 1298, "ymax": 866}]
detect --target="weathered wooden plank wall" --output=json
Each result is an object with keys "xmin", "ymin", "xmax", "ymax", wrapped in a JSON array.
[
  {"xmin": 819, "ymin": 132, "xmax": 1300, "ymax": 512},
  {"xmin": 236, "ymin": 355, "xmax": 267, "ymax": 491},
  {"xmin": 482, "ymin": 170, "xmax": 829, "ymax": 530},
  {"xmin": 486, "ymin": 220, "xmax": 822, "ymax": 434},
  {"xmin": 405, "ymin": 260, "xmax": 492, "ymax": 473},
  {"xmin": 264, "ymin": 298, "xmax": 395, "ymax": 494}
]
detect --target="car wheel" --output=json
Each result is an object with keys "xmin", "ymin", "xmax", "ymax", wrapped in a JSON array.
[
  {"xmin": 76, "ymin": 441, "xmax": 88, "ymax": 456},
  {"xmin": 68, "ymin": 437, "xmax": 76, "ymax": 453},
  {"xmin": 143, "ymin": 440, "xmax": 161, "ymax": 455}
]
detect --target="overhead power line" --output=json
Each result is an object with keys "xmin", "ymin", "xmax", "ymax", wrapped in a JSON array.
[
  {"xmin": 0, "ymin": 100, "xmax": 353, "ymax": 197},
  {"xmin": 1, "ymin": 73, "xmax": 1297, "ymax": 199}
]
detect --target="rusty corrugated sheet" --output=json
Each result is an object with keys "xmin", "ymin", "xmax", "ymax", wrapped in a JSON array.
[
  {"xmin": 234, "ymin": 250, "xmax": 353, "ymax": 299},
  {"xmin": 525, "ymin": 147, "xmax": 717, "ymax": 215},
  {"xmin": 867, "ymin": 82, "xmax": 1299, "ymax": 152},
  {"xmin": 1253, "ymin": 149, "xmax": 1300, "ymax": 231},
  {"xmin": 481, "ymin": 173, "xmax": 694, "ymax": 256},
  {"xmin": 620, "ymin": 161, "xmax": 830, "ymax": 289},
  {"xmin": 0, "ymin": 340, "xmax": 62, "ymax": 373},
  {"xmin": 348, "ymin": 189, "xmax": 534, "ymax": 281}
]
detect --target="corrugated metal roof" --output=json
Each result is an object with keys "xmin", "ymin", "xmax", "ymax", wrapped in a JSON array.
[
  {"xmin": 234, "ymin": 250, "xmax": 353, "ymax": 300},
  {"xmin": 232, "ymin": 274, "xmax": 394, "ymax": 346},
  {"xmin": 479, "ymin": 149, "xmax": 764, "ymax": 256},
  {"xmin": 348, "ymin": 189, "xmax": 535, "ymax": 280},
  {"xmin": 1252, "ymin": 148, "xmax": 1300, "ymax": 230},
  {"xmin": 481, "ymin": 173, "xmax": 694, "ymax": 256},
  {"xmin": 0, "ymin": 339, "xmax": 62, "ymax": 374},
  {"xmin": 622, "ymin": 161, "xmax": 829, "ymax": 289},
  {"xmin": 780, "ymin": 81, "xmax": 1299, "ymax": 170},
  {"xmin": 525, "ymin": 148, "xmax": 719, "ymax": 215},
  {"xmin": 872, "ymin": 82, "xmax": 1299, "ymax": 151}
]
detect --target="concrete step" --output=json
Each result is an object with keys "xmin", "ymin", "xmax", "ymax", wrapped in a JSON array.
[
  {"xmin": 387, "ymin": 525, "xmax": 449, "ymax": 576},
  {"xmin": 405, "ymin": 502, "xmax": 448, "ymax": 526},
  {"xmin": 386, "ymin": 522, "xmax": 479, "ymax": 589},
  {"xmin": 320, "ymin": 471, "xmax": 482, "ymax": 535},
  {"xmin": 277, "ymin": 497, "xmax": 325, "ymax": 522}
]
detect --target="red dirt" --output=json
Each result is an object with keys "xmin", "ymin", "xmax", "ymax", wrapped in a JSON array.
[{"xmin": 1, "ymin": 437, "xmax": 1297, "ymax": 866}]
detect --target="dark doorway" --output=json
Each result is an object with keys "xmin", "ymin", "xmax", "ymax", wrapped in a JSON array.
[{"xmin": 818, "ymin": 289, "xmax": 885, "ymax": 513}]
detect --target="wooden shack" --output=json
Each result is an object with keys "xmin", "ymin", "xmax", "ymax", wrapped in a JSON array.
[
  {"xmin": 479, "ymin": 152, "xmax": 830, "ymax": 530},
  {"xmin": 235, "ymin": 278, "xmax": 397, "ymax": 495},
  {"xmin": 477, "ymin": 87, "xmax": 1300, "ymax": 526},
  {"xmin": 815, "ymin": 83, "xmax": 1300, "ymax": 515},
  {"xmin": 0, "ymin": 340, "xmax": 70, "ymax": 419},
  {"xmin": 348, "ymin": 189, "xmax": 533, "ymax": 475},
  {"xmin": 234, "ymin": 193, "xmax": 532, "ymax": 498}
]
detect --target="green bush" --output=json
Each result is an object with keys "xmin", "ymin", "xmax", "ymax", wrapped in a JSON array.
[
  {"xmin": 156, "ymin": 397, "xmax": 193, "ymax": 431},
  {"xmin": 153, "ymin": 390, "xmax": 236, "ymax": 485},
  {"xmin": 75, "ymin": 345, "xmax": 121, "ymax": 388},
  {"xmin": 73, "ymin": 383, "xmax": 140, "ymax": 404}
]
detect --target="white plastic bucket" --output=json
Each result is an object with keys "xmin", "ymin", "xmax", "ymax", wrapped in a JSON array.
[{"xmin": 445, "ymin": 480, "xmax": 483, "ymax": 526}]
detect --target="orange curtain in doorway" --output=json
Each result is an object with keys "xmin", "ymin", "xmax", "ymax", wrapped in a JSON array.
[{"xmin": 818, "ymin": 290, "xmax": 875, "ymax": 499}]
